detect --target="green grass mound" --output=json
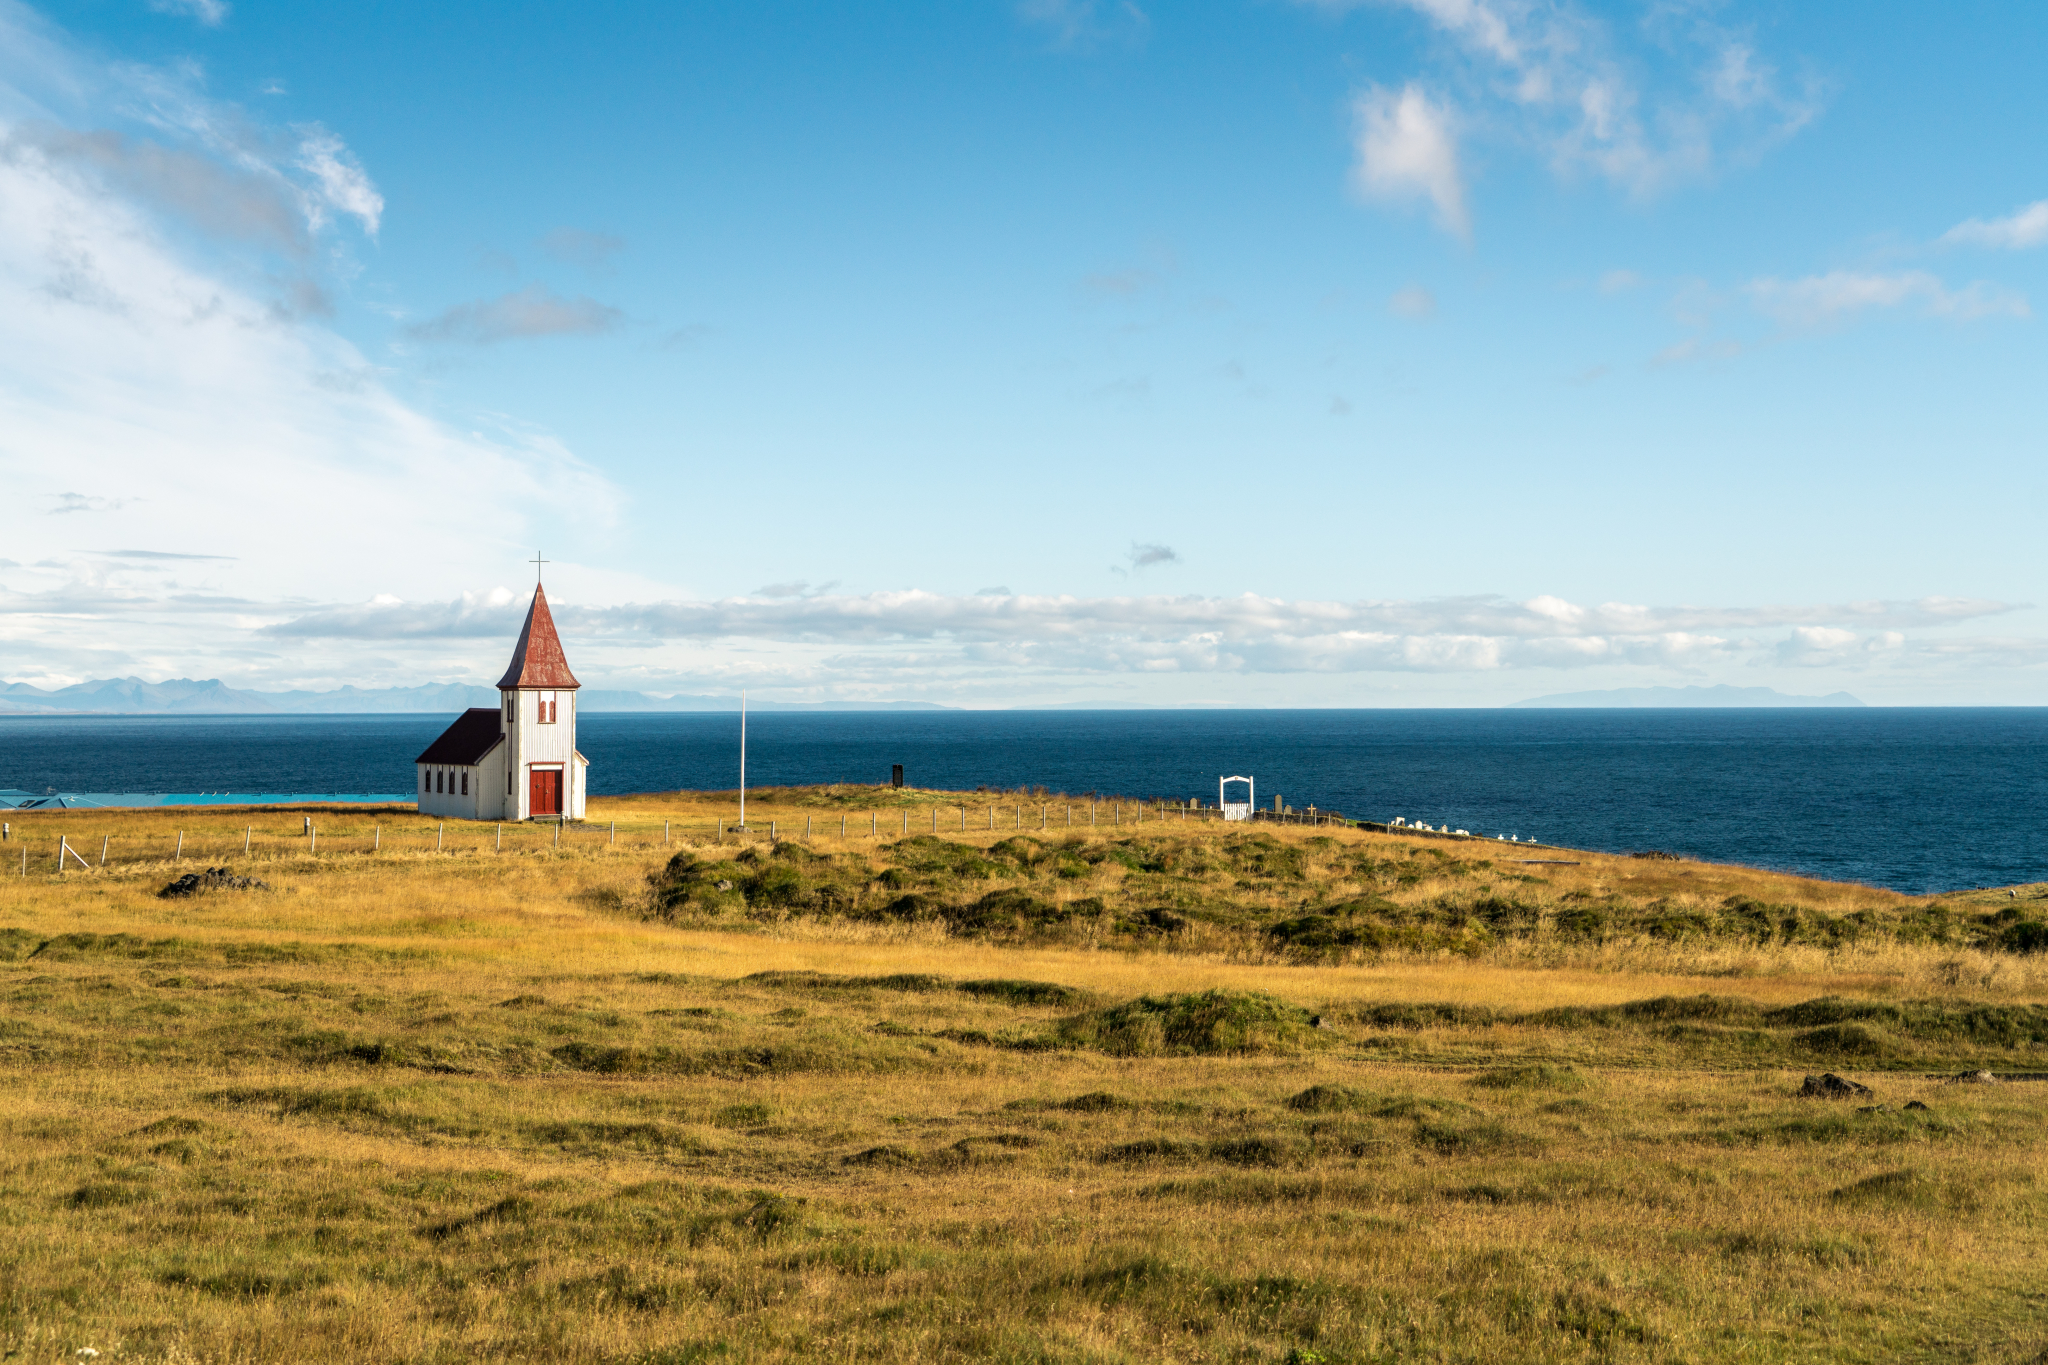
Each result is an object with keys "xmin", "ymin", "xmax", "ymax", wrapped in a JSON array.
[
  {"xmin": 1764, "ymin": 997, "xmax": 2048, "ymax": 1046},
  {"xmin": 1470, "ymin": 1064, "xmax": 1590, "ymax": 1092},
  {"xmin": 958, "ymin": 978, "xmax": 1089, "ymax": 1008},
  {"xmin": 1055, "ymin": 991, "xmax": 1323, "ymax": 1057},
  {"xmin": 1827, "ymin": 1166, "xmax": 1981, "ymax": 1212},
  {"xmin": 738, "ymin": 970, "xmax": 950, "ymax": 994},
  {"xmin": 884, "ymin": 836, "xmax": 1008, "ymax": 882},
  {"xmin": 1284, "ymin": 1084, "xmax": 1373, "ymax": 1113},
  {"xmin": 1350, "ymin": 1001, "xmax": 1500, "ymax": 1030}
]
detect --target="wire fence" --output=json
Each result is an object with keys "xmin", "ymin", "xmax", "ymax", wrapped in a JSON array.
[{"xmin": 3, "ymin": 799, "xmax": 1363, "ymax": 877}]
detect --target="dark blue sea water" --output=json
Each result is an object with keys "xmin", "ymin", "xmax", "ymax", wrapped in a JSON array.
[{"xmin": 2, "ymin": 709, "xmax": 2043, "ymax": 894}]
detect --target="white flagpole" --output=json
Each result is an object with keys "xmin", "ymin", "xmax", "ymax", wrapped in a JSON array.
[{"xmin": 739, "ymin": 689, "xmax": 747, "ymax": 829}]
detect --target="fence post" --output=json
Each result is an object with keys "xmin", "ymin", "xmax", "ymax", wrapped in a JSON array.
[
  {"xmin": 901, "ymin": 810, "xmax": 907, "ymax": 836},
  {"xmin": 610, "ymin": 821, "xmax": 616, "ymax": 846},
  {"xmin": 175, "ymin": 831, "xmax": 183, "ymax": 861},
  {"xmin": 870, "ymin": 812, "xmax": 876, "ymax": 837},
  {"xmin": 719, "ymin": 819, "xmax": 724, "ymax": 843},
  {"xmin": 665, "ymin": 822, "xmax": 670, "ymax": 845},
  {"xmin": 437, "ymin": 824, "xmax": 443, "ymax": 852},
  {"xmin": 554, "ymin": 820, "xmax": 561, "ymax": 848},
  {"xmin": 494, "ymin": 824, "xmax": 500, "ymax": 852},
  {"xmin": 101, "ymin": 835, "xmax": 109, "ymax": 865},
  {"xmin": 244, "ymin": 827, "xmax": 251, "ymax": 856},
  {"xmin": 841, "ymin": 814, "xmax": 846, "ymax": 837},
  {"xmin": 771, "ymin": 821, "xmax": 777, "ymax": 839},
  {"xmin": 807, "ymin": 816, "xmax": 812, "ymax": 840},
  {"xmin": 311, "ymin": 823, "xmax": 317, "ymax": 854}
]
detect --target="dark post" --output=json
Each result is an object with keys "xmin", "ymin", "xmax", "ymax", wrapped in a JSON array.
[{"xmin": 891, "ymin": 764, "xmax": 904, "ymax": 789}]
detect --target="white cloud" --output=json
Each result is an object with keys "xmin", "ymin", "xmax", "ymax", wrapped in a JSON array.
[
  {"xmin": 248, "ymin": 588, "xmax": 2015, "ymax": 662},
  {"xmin": 1391, "ymin": 0, "xmax": 1517, "ymax": 63},
  {"xmin": 1746, "ymin": 271, "xmax": 2030, "ymax": 329},
  {"xmin": 1388, "ymin": 284, "xmax": 1437, "ymax": 318},
  {"xmin": 1017, "ymin": 0, "xmax": 1150, "ymax": 51},
  {"xmin": 0, "ymin": 6, "xmax": 622, "ymax": 684},
  {"xmin": 146, "ymin": 0, "xmax": 228, "ymax": 27},
  {"xmin": 1706, "ymin": 43, "xmax": 1772, "ymax": 110},
  {"xmin": 1319, "ymin": 0, "xmax": 1821, "ymax": 225},
  {"xmin": 0, "ymin": 29, "xmax": 382, "ymax": 258},
  {"xmin": 754, "ymin": 580, "xmax": 838, "ymax": 600},
  {"xmin": 1650, "ymin": 337, "xmax": 1741, "ymax": 368},
  {"xmin": 295, "ymin": 129, "xmax": 383, "ymax": 236},
  {"xmin": 1775, "ymin": 624, "xmax": 1856, "ymax": 666},
  {"xmin": 5, "ymin": 577, "xmax": 2032, "ymax": 698},
  {"xmin": 1941, "ymin": 200, "xmax": 2048, "ymax": 250},
  {"xmin": 1352, "ymin": 84, "xmax": 1468, "ymax": 240}
]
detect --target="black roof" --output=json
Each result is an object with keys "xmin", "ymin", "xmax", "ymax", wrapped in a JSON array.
[{"xmin": 415, "ymin": 709, "xmax": 506, "ymax": 765}]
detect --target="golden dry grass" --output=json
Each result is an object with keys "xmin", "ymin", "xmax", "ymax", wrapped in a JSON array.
[{"xmin": 0, "ymin": 791, "xmax": 2043, "ymax": 1363}]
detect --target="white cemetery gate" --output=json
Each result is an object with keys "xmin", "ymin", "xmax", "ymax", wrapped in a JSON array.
[{"xmin": 1219, "ymin": 775, "xmax": 1254, "ymax": 822}]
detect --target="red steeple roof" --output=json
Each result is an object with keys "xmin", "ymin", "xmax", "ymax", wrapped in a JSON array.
[{"xmin": 496, "ymin": 584, "xmax": 581, "ymax": 690}]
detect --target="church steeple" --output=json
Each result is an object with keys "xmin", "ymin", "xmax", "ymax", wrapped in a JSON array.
[{"xmin": 496, "ymin": 584, "xmax": 581, "ymax": 690}]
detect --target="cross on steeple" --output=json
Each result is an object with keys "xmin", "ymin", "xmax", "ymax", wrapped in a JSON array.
[{"xmin": 530, "ymin": 552, "xmax": 549, "ymax": 584}]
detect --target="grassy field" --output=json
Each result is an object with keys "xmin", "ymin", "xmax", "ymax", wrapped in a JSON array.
[{"xmin": 0, "ymin": 788, "xmax": 2044, "ymax": 1363}]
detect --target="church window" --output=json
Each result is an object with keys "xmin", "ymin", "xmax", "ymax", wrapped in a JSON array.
[
  {"xmin": 461, "ymin": 772, "xmax": 469, "ymax": 796},
  {"xmin": 437, "ymin": 770, "xmax": 444, "ymax": 793},
  {"xmin": 540, "ymin": 690, "xmax": 557, "ymax": 723}
]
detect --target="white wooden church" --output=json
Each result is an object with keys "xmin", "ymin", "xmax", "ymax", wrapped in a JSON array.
[{"xmin": 415, "ymin": 583, "xmax": 589, "ymax": 821}]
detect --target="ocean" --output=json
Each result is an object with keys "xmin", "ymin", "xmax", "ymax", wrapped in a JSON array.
[{"xmin": 2, "ymin": 709, "xmax": 2042, "ymax": 894}]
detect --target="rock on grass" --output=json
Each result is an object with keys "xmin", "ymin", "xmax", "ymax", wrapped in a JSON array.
[{"xmin": 1798, "ymin": 1073, "xmax": 1875, "ymax": 1099}]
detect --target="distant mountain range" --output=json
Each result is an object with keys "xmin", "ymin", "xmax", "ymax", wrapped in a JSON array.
[
  {"xmin": 1510, "ymin": 684, "xmax": 1866, "ymax": 709},
  {"xmin": 0, "ymin": 678, "xmax": 953, "ymax": 715}
]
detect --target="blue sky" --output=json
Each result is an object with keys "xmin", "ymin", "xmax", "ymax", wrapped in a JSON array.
[{"xmin": 2, "ymin": 0, "xmax": 2044, "ymax": 704}]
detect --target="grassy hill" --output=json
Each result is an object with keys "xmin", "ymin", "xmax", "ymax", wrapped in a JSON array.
[{"xmin": 0, "ymin": 788, "xmax": 2042, "ymax": 1363}]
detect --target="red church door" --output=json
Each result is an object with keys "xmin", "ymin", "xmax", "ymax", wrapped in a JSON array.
[{"xmin": 529, "ymin": 768, "xmax": 562, "ymax": 816}]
